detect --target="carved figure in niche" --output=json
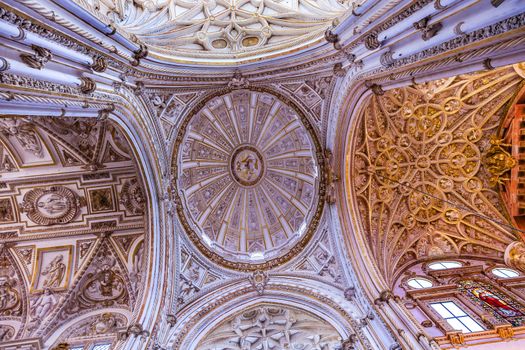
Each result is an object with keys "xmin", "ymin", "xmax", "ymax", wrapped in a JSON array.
[
  {"xmin": 324, "ymin": 149, "xmax": 339, "ymax": 204},
  {"xmin": 42, "ymin": 255, "xmax": 66, "ymax": 288},
  {"xmin": 0, "ymin": 325, "xmax": 14, "ymax": 341},
  {"xmin": 0, "ymin": 118, "xmax": 43, "ymax": 157},
  {"xmin": 0, "ymin": 198, "xmax": 14, "ymax": 223},
  {"xmin": 0, "ymin": 275, "xmax": 20, "ymax": 316},
  {"xmin": 185, "ymin": 260, "xmax": 201, "ymax": 283},
  {"xmin": 460, "ymin": 280, "xmax": 525, "ymax": 326},
  {"xmin": 30, "ymin": 288, "xmax": 57, "ymax": 320}
]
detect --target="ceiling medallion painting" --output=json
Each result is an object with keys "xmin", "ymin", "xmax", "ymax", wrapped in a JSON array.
[
  {"xmin": 78, "ymin": 0, "xmax": 351, "ymax": 64},
  {"xmin": 348, "ymin": 67, "xmax": 524, "ymax": 285},
  {"xmin": 173, "ymin": 89, "xmax": 324, "ymax": 270}
]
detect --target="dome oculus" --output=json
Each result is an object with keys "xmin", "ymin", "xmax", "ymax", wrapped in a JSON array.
[{"xmin": 173, "ymin": 89, "xmax": 324, "ymax": 270}]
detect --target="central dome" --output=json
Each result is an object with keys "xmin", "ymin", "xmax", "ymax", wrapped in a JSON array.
[{"xmin": 174, "ymin": 89, "xmax": 323, "ymax": 269}]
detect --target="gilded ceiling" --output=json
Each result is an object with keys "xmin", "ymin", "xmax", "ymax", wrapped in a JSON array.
[
  {"xmin": 71, "ymin": 0, "xmax": 351, "ymax": 64},
  {"xmin": 349, "ymin": 66, "xmax": 525, "ymax": 285},
  {"xmin": 0, "ymin": 117, "xmax": 147, "ymax": 347},
  {"xmin": 173, "ymin": 89, "xmax": 324, "ymax": 270}
]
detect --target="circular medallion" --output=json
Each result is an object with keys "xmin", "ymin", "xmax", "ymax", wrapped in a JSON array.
[
  {"xmin": 21, "ymin": 186, "xmax": 81, "ymax": 225},
  {"xmin": 230, "ymin": 146, "xmax": 265, "ymax": 187},
  {"xmin": 173, "ymin": 89, "xmax": 324, "ymax": 270}
]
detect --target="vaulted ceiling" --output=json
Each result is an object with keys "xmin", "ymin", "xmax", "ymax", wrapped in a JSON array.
[
  {"xmin": 70, "ymin": 0, "xmax": 352, "ymax": 64},
  {"xmin": 348, "ymin": 65, "xmax": 525, "ymax": 286},
  {"xmin": 0, "ymin": 117, "xmax": 147, "ymax": 347}
]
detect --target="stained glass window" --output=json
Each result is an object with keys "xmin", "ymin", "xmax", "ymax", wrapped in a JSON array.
[
  {"xmin": 459, "ymin": 280, "xmax": 525, "ymax": 326},
  {"xmin": 430, "ymin": 301, "xmax": 484, "ymax": 333}
]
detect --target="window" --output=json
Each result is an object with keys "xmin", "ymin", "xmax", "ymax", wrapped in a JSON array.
[
  {"xmin": 428, "ymin": 261, "xmax": 462, "ymax": 270},
  {"xmin": 407, "ymin": 278, "xmax": 433, "ymax": 289},
  {"xmin": 492, "ymin": 268, "xmax": 520, "ymax": 278},
  {"xmin": 430, "ymin": 302, "xmax": 484, "ymax": 333},
  {"xmin": 92, "ymin": 345, "xmax": 111, "ymax": 350}
]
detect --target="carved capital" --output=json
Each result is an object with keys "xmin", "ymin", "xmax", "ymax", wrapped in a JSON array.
[{"xmin": 505, "ymin": 241, "xmax": 525, "ymax": 273}]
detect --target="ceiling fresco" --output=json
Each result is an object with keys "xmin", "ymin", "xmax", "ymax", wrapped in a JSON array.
[
  {"xmin": 348, "ymin": 66, "xmax": 525, "ymax": 285},
  {"xmin": 0, "ymin": 117, "xmax": 147, "ymax": 348},
  {"xmin": 173, "ymin": 89, "xmax": 324, "ymax": 270},
  {"xmin": 69, "ymin": 0, "xmax": 351, "ymax": 64}
]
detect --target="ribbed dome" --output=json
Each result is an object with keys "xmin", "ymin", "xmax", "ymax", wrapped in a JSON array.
[{"xmin": 174, "ymin": 89, "xmax": 323, "ymax": 269}]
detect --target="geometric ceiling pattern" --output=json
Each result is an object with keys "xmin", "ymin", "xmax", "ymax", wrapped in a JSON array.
[
  {"xmin": 349, "ymin": 66, "xmax": 524, "ymax": 286},
  {"xmin": 196, "ymin": 304, "xmax": 342, "ymax": 350},
  {"xmin": 174, "ymin": 89, "xmax": 323, "ymax": 270},
  {"xmin": 71, "ymin": 0, "xmax": 351, "ymax": 63},
  {"xmin": 0, "ymin": 117, "xmax": 147, "ymax": 348}
]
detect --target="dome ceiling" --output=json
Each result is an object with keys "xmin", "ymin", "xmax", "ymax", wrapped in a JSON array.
[
  {"xmin": 173, "ymin": 89, "xmax": 324, "ymax": 270},
  {"xmin": 76, "ymin": 0, "xmax": 350, "ymax": 64}
]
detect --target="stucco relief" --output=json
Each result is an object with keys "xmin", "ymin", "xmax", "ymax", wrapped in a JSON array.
[
  {"xmin": 349, "ymin": 67, "xmax": 524, "ymax": 284},
  {"xmin": 197, "ymin": 304, "xmax": 342, "ymax": 350}
]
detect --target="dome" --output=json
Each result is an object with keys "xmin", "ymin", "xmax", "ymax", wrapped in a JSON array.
[
  {"xmin": 173, "ymin": 89, "xmax": 324, "ymax": 269},
  {"xmin": 90, "ymin": 0, "xmax": 350, "ymax": 65}
]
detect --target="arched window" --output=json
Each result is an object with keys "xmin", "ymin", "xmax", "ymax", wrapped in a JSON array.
[
  {"xmin": 492, "ymin": 267, "xmax": 520, "ymax": 278},
  {"xmin": 430, "ymin": 301, "xmax": 484, "ymax": 333},
  {"xmin": 428, "ymin": 261, "xmax": 462, "ymax": 270},
  {"xmin": 407, "ymin": 278, "xmax": 433, "ymax": 289}
]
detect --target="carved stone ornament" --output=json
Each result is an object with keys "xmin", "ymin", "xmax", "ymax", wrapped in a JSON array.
[
  {"xmin": 197, "ymin": 304, "xmax": 342, "ymax": 349},
  {"xmin": 79, "ymin": 77, "xmax": 97, "ymax": 94},
  {"xmin": 91, "ymin": 56, "xmax": 108, "ymax": 72},
  {"xmin": 0, "ymin": 118, "xmax": 43, "ymax": 157},
  {"xmin": 249, "ymin": 270, "xmax": 269, "ymax": 295},
  {"xmin": 51, "ymin": 343, "xmax": 70, "ymax": 350},
  {"xmin": 78, "ymin": 253, "xmax": 128, "ymax": 307},
  {"xmin": 413, "ymin": 16, "xmax": 443, "ymax": 41},
  {"xmin": 504, "ymin": 241, "xmax": 525, "ymax": 273},
  {"xmin": 120, "ymin": 178, "xmax": 145, "ymax": 215},
  {"xmin": 364, "ymin": 33, "xmax": 381, "ymax": 50},
  {"xmin": 20, "ymin": 44, "xmax": 52, "ymax": 69},
  {"xmin": 21, "ymin": 186, "xmax": 82, "ymax": 225},
  {"xmin": 228, "ymin": 70, "xmax": 250, "ymax": 89},
  {"xmin": 482, "ymin": 136, "xmax": 516, "ymax": 186},
  {"xmin": 0, "ymin": 274, "xmax": 21, "ymax": 316}
]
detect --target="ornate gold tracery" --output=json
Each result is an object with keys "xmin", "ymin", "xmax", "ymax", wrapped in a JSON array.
[{"xmin": 349, "ymin": 67, "xmax": 524, "ymax": 285}]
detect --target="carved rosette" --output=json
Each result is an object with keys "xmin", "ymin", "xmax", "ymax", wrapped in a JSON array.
[{"xmin": 20, "ymin": 186, "xmax": 82, "ymax": 225}]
